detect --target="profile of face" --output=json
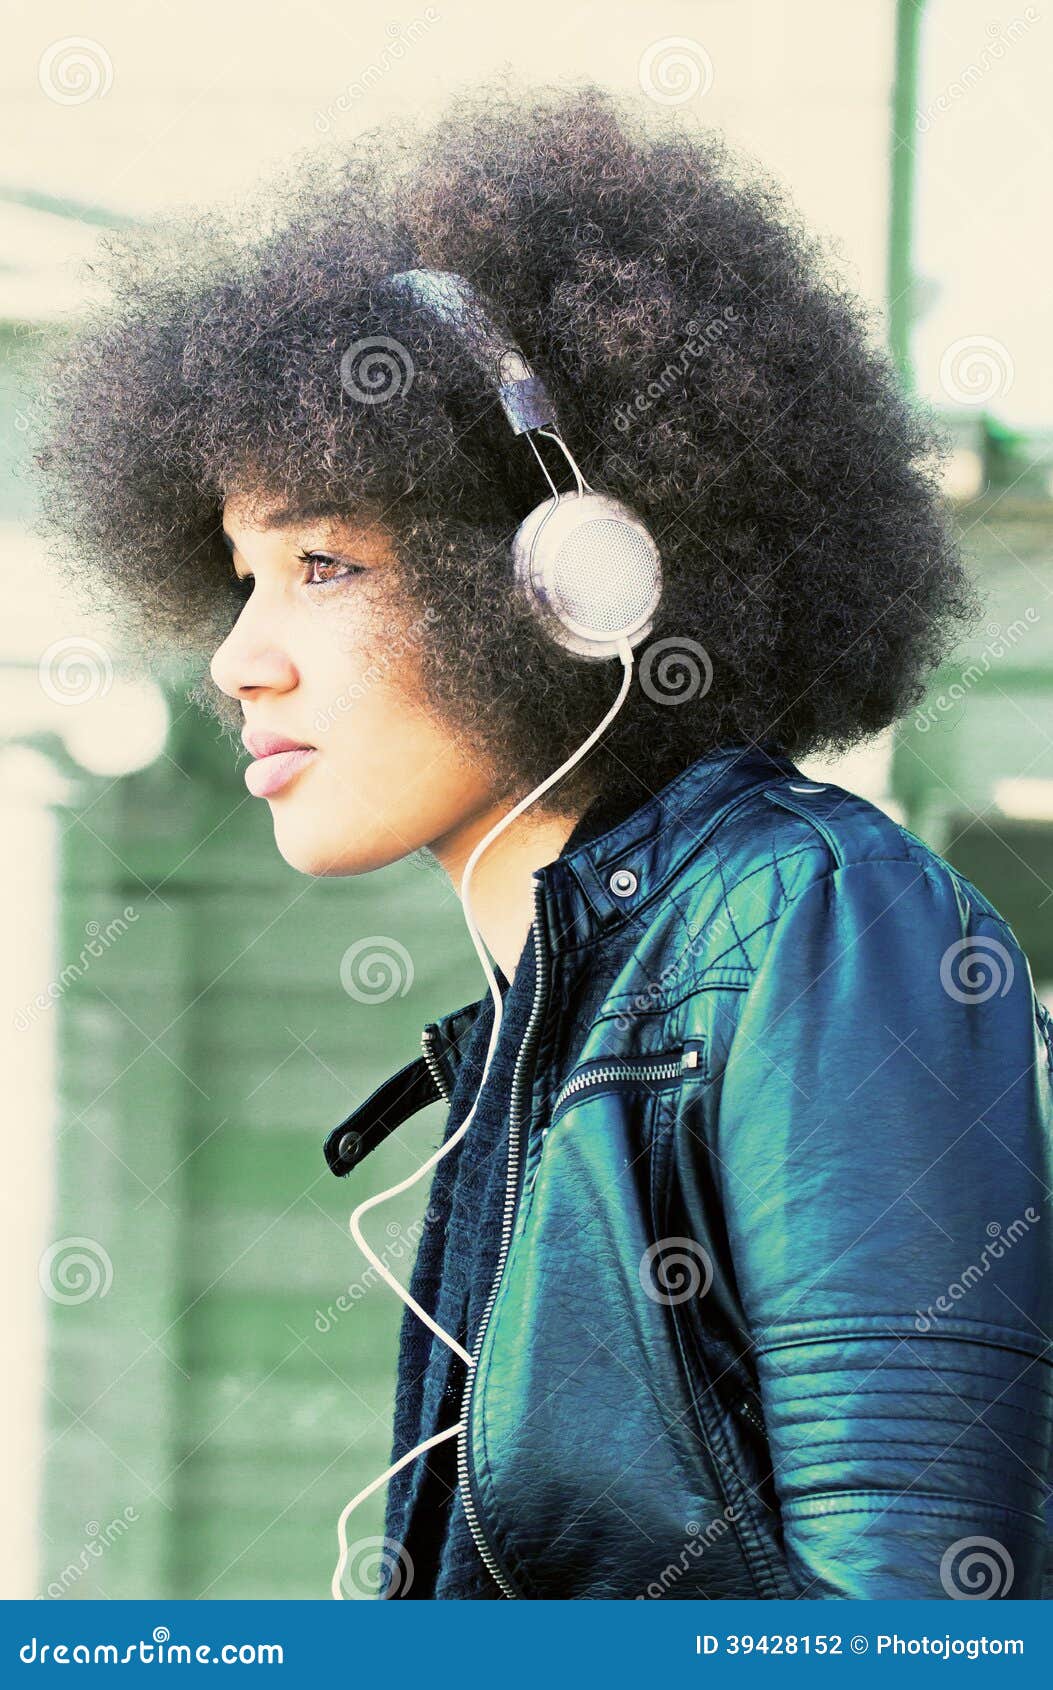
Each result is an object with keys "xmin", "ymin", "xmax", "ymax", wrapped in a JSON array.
[{"xmin": 210, "ymin": 495, "xmax": 497, "ymax": 876}]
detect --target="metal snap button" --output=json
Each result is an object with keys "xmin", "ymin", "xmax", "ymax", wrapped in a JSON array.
[
  {"xmin": 609, "ymin": 867, "xmax": 638, "ymax": 897},
  {"xmin": 337, "ymin": 1130, "xmax": 360, "ymax": 1161}
]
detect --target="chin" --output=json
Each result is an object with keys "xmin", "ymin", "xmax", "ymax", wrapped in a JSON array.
[{"xmin": 269, "ymin": 814, "xmax": 409, "ymax": 877}]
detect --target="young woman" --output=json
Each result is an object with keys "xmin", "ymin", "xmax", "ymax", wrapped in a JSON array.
[{"xmin": 36, "ymin": 82, "xmax": 1052, "ymax": 1602}]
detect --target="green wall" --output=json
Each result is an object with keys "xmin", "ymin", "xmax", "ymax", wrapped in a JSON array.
[{"xmin": 40, "ymin": 707, "xmax": 481, "ymax": 1599}]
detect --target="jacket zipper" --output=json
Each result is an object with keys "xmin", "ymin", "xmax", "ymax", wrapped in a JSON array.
[
  {"xmin": 420, "ymin": 1023, "xmax": 451, "ymax": 1103},
  {"xmin": 524, "ymin": 1047, "xmax": 703, "ymax": 1197},
  {"xmin": 454, "ymin": 873, "xmax": 549, "ymax": 1599},
  {"xmin": 551, "ymin": 1048, "xmax": 701, "ymax": 1119}
]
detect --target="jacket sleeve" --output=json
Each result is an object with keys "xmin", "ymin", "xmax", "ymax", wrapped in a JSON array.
[{"xmin": 713, "ymin": 854, "xmax": 1053, "ymax": 1599}]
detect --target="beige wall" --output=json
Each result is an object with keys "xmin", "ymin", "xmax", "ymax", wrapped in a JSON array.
[{"xmin": 3, "ymin": 0, "xmax": 895, "ymax": 317}]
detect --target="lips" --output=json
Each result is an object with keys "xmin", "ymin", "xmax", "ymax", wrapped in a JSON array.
[
  {"xmin": 241, "ymin": 728, "xmax": 317, "ymax": 799},
  {"xmin": 242, "ymin": 728, "xmax": 313, "ymax": 760}
]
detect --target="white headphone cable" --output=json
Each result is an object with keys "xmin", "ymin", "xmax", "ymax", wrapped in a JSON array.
[{"xmin": 332, "ymin": 636, "xmax": 634, "ymax": 1599}]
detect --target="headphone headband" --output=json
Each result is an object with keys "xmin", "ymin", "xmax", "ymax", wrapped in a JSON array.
[
  {"xmin": 386, "ymin": 268, "xmax": 559, "ymax": 436},
  {"xmin": 382, "ymin": 264, "xmax": 662, "ymax": 663}
]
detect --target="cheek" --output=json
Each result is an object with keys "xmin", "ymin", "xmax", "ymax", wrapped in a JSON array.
[
  {"xmin": 273, "ymin": 684, "xmax": 495, "ymax": 876},
  {"xmin": 296, "ymin": 603, "xmax": 378, "ymax": 735},
  {"xmin": 300, "ymin": 606, "xmax": 428, "ymax": 756},
  {"xmin": 300, "ymin": 620, "xmax": 469, "ymax": 809},
  {"xmin": 320, "ymin": 670, "xmax": 485, "ymax": 810},
  {"xmin": 277, "ymin": 602, "xmax": 497, "ymax": 865}
]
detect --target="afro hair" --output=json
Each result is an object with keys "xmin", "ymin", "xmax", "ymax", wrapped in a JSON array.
[{"xmin": 32, "ymin": 75, "xmax": 978, "ymax": 816}]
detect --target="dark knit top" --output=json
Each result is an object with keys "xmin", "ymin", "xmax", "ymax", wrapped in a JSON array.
[
  {"xmin": 379, "ymin": 925, "xmax": 537, "ymax": 1598},
  {"xmin": 379, "ymin": 785, "xmax": 648, "ymax": 1599}
]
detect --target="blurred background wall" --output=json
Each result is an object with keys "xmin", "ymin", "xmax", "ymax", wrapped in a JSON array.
[{"xmin": 1, "ymin": 0, "xmax": 1050, "ymax": 1599}]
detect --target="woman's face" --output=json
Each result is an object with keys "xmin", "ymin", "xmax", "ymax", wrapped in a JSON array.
[{"xmin": 210, "ymin": 495, "xmax": 497, "ymax": 875}]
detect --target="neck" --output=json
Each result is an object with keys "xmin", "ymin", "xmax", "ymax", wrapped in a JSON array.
[{"xmin": 429, "ymin": 796, "xmax": 587, "ymax": 983}]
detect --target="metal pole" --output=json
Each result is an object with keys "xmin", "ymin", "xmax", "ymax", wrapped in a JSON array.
[{"xmin": 888, "ymin": 0, "xmax": 927, "ymax": 394}]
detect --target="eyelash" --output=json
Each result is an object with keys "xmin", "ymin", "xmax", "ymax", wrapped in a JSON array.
[
  {"xmin": 296, "ymin": 548, "xmax": 367, "ymax": 588},
  {"xmin": 231, "ymin": 550, "xmax": 365, "ymax": 597}
]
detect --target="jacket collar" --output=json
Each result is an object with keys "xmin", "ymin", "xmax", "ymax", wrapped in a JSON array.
[
  {"xmin": 323, "ymin": 741, "xmax": 799, "ymax": 1177},
  {"xmin": 532, "ymin": 739, "xmax": 798, "ymax": 956}
]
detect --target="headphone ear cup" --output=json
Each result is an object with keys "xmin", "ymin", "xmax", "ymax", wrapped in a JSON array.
[{"xmin": 512, "ymin": 491, "xmax": 663, "ymax": 661}]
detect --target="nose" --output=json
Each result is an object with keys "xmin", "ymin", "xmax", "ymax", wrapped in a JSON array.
[{"xmin": 209, "ymin": 596, "xmax": 298, "ymax": 701}]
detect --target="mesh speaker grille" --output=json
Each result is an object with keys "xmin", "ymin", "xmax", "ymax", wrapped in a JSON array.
[{"xmin": 552, "ymin": 519, "xmax": 661, "ymax": 634}]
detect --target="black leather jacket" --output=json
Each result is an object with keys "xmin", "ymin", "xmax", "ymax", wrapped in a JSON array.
[{"xmin": 325, "ymin": 745, "xmax": 1053, "ymax": 1599}]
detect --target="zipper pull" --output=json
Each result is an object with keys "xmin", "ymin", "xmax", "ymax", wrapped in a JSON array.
[{"xmin": 526, "ymin": 1126, "xmax": 550, "ymax": 1194}]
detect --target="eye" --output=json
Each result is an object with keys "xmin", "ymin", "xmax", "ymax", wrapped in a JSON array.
[
  {"xmin": 234, "ymin": 571, "xmax": 254, "ymax": 600},
  {"xmin": 297, "ymin": 549, "xmax": 367, "ymax": 587}
]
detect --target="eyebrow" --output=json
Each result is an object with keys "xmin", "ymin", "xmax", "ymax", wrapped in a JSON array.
[
  {"xmin": 220, "ymin": 515, "xmax": 352, "ymax": 575},
  {"xmin": 220, "ymin": 513, "xmax": 315, "ymax": 555}
]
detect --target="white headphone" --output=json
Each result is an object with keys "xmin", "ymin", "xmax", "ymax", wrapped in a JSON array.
[{"xmin": 331, "ymin": 269, "xmax": 663, "ymax": 1598}]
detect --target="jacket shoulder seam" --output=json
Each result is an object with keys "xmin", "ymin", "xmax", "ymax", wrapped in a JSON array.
[
  {"xmin": 752, "ymin": 1311, "xmax": 1049, "ymax": 1361},
  {"xmin": 779, "ymin": 1491, "xmax": 1048, "ymax": 1527}
]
